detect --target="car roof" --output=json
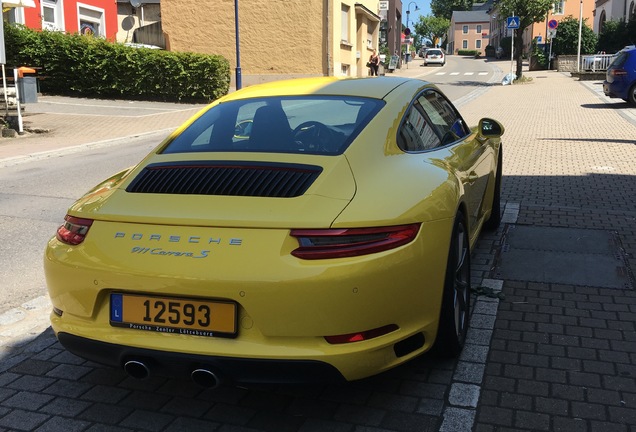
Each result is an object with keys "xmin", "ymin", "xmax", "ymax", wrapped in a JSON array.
[{"xmin": 220, "ymin": 76, "xmax": 421, "ymax": 102}]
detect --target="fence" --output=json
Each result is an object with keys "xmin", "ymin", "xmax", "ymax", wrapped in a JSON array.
[{"xmin": 580, "ymin": 54, "xmax": 615, "ymax": 72}]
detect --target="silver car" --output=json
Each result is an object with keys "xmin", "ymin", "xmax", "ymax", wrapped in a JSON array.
[{"xmin": 424, "ymin": 49, "xmax": 445, "ymax": 66}]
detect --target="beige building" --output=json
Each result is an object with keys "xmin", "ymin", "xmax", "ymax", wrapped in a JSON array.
[
  {"xmin": 116, "ymin": 0, "xmax": 162, "ymax": 44},
  {"xmin": 447, "ymin": 10, "xmax": 491, "ymax": 55},
  {"xmin": 594, "ymin": 0, "xmax": 635, "ymax": 33},
  {"xmin": 160, "ymin": 0, "xmax": 382, "ymax": 87}
]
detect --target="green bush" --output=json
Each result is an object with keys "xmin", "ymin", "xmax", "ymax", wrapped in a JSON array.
[
  {"xmin": 4, "ymin": 25, "xmax": 230, "ymax": 102},
  {"xmin": 530, "ymin": 39, "xmax": 548, "ymax": 70},
  {"xmin": 597, "ymin": 19, "xmax": 636, "ymax": 53},
  {"xmin": 457, "ymin": 49, "xmax": 481, "ymax": 56}
]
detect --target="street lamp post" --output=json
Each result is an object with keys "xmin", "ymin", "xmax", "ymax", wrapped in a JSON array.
[
  {"xmin": 576, "ymin": 0, "xmax": 583, "ymax": 72},
  {"xmin": 234, "ymin": 0, "xmax": 242, "ymax": 90},
  {"xmin": 405, "ymin": 2, "xmax": 419, "ymax": 69}
]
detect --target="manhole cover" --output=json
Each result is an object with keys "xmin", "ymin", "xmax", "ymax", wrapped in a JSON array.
[{"xmin": 493, "ymin": 226, "xmax": 633, "ymax": 289}]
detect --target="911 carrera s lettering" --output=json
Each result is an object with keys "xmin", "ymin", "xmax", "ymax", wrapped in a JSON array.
[{"xmin": 130, "ymin": 246, "xmax": 210, "ymax": 258}]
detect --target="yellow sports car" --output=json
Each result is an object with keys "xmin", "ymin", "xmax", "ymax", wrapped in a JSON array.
[{"xmin": 44, "ymin": 77, "xmax": 504, "ymax": 388}]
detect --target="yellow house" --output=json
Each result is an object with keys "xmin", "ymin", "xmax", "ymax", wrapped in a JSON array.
[{"xmin": 161, "ymin": 0, "xmax": 383, "ymax": 87}]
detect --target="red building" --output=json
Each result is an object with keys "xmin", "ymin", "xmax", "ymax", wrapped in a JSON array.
[{"xmin": 4, "ymin": 0, "xmax": 118, "ymax": 40}]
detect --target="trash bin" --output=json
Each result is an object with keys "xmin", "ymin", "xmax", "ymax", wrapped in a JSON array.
[
  {"xmin": 17, "ymin": 76, "xmax": 38, "ymax": 104},
  {"xmin": 17, "ymin": 66, "xmax": 38, "ymax": 104}
]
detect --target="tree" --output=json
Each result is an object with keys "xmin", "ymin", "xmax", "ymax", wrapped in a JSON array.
[
  {"xmin": 551, "ymin": 16, "xmax": 597, "ymax": 56},
  {"xmin": 431, "ymin": 0, "xmax": 473, "ymax": 20},
  {"xmin": 414, "ymin": 15, "xmax": 451, "ymax": 49},
  {"xmin": 597, "ymin": 19, "xmax": 636, "ymax": 53},
  {"xmin": 495, "ymin": 0, "xmax": 553, "ymax": 78}
]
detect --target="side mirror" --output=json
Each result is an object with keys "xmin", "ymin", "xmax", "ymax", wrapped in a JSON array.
[{"xmin": 479, "ymin": 118, "xmax": 504, "ymax": 137}]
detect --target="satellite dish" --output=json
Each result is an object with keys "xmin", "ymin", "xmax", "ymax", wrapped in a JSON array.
[{"xmin": 130, "ymin": 0, "xmax": 141, "ymax": 8}]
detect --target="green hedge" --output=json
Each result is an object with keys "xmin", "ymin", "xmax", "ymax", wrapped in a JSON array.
[
  {"xmin": 457, "ymin": 49, "xmax": 481, "ymax": 57},
  {"xmin": 4, "ymin": 25, "xmax": 230, "ymax": 102}
]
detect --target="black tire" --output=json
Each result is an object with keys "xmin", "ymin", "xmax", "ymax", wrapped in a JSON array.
[
  {"xmin": 432, "ymin": 211, "xmax": 471, "ymax": 357},
  {"xmin": 628, "ymin": 84, "xmax": 636, "ymax": 106},
  {"xmin": 483, "ymin": 148, "xmax": 502, "ymax": 231}
]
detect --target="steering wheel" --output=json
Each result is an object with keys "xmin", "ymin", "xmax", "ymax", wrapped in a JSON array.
[{"xmin": 293, "ymin": 121, "xmax": 333, "ymax": 152}]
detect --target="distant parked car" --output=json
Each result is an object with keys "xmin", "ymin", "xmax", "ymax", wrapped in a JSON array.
[
  {"xmin": 418, "ymin": 47, "xmax": 428, "ymax": 58},
  {"xmin": 424, "ymin": 48, "xmax": 445, "ymax": 66},
  {"xmin": 603, "ymin": 46, "xmax": 636, "ymax": 105}
]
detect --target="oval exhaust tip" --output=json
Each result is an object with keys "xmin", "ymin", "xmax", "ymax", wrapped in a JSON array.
[
  {"xmin": 191, "ymin": 368, "xmax": 221, "ymax": 388},
  {"xmin": 123, "ymin": 360, "xmax": 150, "ymax": 379}
]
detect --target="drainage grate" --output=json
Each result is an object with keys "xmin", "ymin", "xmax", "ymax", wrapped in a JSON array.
[{"xmin": 493, "ymin": 226, "xmax": 634, "ymax": 289}]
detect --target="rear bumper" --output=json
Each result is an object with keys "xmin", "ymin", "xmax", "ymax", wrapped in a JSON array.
[
  {"xmin": 57, "ymin": 332, "xmax": 346, "ymax": 385},
  {"xmin": 603, "ymin": 80, "xmax": 626, "ymax": 99}
]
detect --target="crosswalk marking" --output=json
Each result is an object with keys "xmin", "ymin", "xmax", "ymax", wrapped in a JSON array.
[{"xmin": 434, "ymin": 72, "xmax": 491, "ymax": 76}]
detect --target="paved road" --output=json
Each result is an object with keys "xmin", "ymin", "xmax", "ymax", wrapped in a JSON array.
[{"xmin": 0, "ymin": 56, "xmax": 635, "ymax": 431}]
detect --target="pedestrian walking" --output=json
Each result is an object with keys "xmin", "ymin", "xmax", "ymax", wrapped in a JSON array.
[{"xmin": 368, "ymin": 49, "xmax": 380, "ymax": 76}]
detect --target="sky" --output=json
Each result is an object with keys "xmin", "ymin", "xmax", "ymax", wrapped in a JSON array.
[{"xmin": 403, "ymin": 1, "xmax": 432, "ymax": 31}]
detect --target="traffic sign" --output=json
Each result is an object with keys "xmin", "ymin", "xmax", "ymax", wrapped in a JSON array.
[
  {"xmin": 548, "ymin": 19, "xmax": 558, "ymax": 29},
  {"xmin": 548, "ymin": 28, "xmax": 557, "ymax": 39},
  {"xmin": 506, "ymin": 16, "xmax": 520, "ymax": 29}
]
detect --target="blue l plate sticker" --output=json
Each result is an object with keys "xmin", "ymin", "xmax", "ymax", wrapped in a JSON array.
[{"xmin": 110, "ymin": 293, "xmax": 123, "ymax": 322}]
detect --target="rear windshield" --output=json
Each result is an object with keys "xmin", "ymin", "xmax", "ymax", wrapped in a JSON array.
[
  {"xmin": 609, "ymin": 51, "xmax": 628, "ymax": 68},
  {"xmin": 161, "ymin": 96, "xmax": 384, "ymax": 156}
]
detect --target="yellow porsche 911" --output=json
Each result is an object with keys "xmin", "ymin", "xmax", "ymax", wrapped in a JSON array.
[{"xmin": 44, "ymin": 76, "xmax": 503, "ymax": 388}]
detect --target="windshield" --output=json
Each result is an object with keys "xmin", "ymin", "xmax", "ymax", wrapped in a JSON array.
[
  {"xmin": 161, "ymin": 96, "xmax": 384, "ymax": 156},
  {"xmin": 609, "ymin": 51, "xmax": 628, "ymax": 67}
]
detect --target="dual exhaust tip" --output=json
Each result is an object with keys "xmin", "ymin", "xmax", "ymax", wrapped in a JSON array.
[{"xmin": 123, "ymin": 360, "xmax": 222, "ymax": 389}]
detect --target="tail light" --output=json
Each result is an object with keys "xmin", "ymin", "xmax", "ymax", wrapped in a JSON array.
[
  {"xmin": 56, "ymin": 215, "xmax": 94, "ymax": 245},
  {"xmin": 290, "ymin": 224, "xmax": 420, "ymax": 259},
  {"xmin": 611, "ymin": 68, "xmax": 627, "ymax": 77}
]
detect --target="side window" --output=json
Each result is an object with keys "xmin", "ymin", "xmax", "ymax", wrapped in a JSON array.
[
  {"xmin": 417, "ymin": 90, "xmax": 470, "ymax": 145},
  {"xmin": 397, "ymin": 102, "xmax": 441, "ymax": 151},
  {"xmin": 398, "ymin": 89, "xmax": 471, "ymax": 152}
]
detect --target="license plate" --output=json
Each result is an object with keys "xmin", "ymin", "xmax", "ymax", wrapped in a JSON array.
[{"xmin": 110, "ymin": 293, "xmax": 237, "ymax": 338}]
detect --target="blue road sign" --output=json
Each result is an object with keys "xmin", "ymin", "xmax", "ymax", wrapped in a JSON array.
[{"xmin": 507, "ymin": 16, "xmax": 520, "ymax": 29}]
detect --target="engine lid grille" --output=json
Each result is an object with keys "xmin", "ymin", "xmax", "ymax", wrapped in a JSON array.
[{"xmin": 126, "ymin": 161, "xmax": 322, "ymax": 198}]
